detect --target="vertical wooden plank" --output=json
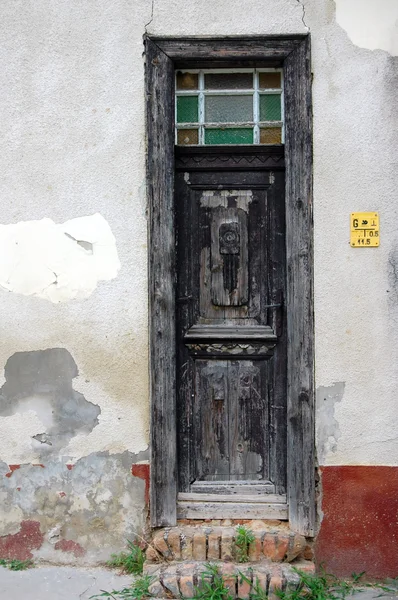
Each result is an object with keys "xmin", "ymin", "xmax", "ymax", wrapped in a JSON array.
[
  {"xmin": 228, "ymin": 361, "xmax": 268, "ymax": 481},
  {"xmin": 146, "ymin": 38, "xmax": 177, "ymax": 527},
  {"xmin": 267, "ymin": 170, "xmax": 287, "ymax": 494},
  {"xmin": 284, "ymin": 36, "xmax": 315, "ymax": 536},
  {"xmin": 194, "ymin": 360, "xmax": 230, "ymax": 481},
  {"xmin": 175, "ymin": 173, "xmax": 195, "ymax": 492}
]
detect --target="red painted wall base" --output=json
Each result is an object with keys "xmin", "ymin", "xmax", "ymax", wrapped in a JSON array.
[{"xmin": 316, "ymin": 466, "xmax": 398, "ymax": 578}]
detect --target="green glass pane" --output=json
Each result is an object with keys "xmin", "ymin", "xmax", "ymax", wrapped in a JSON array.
[
  {"xmin": 259, "ymin": 94, "xmax": 281, "ymax": 121},
  {"xmin": 177, "ymin": 96, "xmax": 198, "ymax": 123},
  {"xmin": 205, "ymin": 73, "xmax": 253, "ymax": 90},
  {"xmin": 205, "ymin": 128, "xmax": 253, "ymax": 145},
  {"xmin": 205, "ymin": 95, "xmax": 253, "ymax": 123}
]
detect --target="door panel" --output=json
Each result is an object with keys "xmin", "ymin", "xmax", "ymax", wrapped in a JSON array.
[
  {"xmin": 193, "ymin": 359, "xmax": 268, "ymax": 482},
  {"xmin": 175, "ymin": 147, "xmax": 287, "ymax": 510}
]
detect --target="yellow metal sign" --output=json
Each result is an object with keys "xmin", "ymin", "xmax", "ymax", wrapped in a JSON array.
[{"xmin": 350, "ymin": 212, "xmax": 379, "ymax": 247}]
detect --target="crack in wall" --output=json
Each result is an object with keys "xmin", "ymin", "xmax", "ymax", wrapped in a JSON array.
[
  {"xmin": 296, "ymin": 0, "xmax": 309, "ymax": 31},
  {"xmin": 144, "ymin": 0, "xmax": 154, "ymax": 32}
]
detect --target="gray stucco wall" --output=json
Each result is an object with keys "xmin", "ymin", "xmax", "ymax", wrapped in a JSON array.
[{"xmin": 0, "ymin": 0, "xmax": 397, "ymax": 563}]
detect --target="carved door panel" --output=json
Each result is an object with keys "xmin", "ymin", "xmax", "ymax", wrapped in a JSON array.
[{"xmin": 175, "ymin": 147, "xmax": 287, "ymax": 518}]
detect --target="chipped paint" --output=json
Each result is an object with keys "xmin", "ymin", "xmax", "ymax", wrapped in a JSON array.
[
  {"xmin": 335, "ymin": 0, "xmax": 398, "ymax": 56},
  {"xmin": 0, "ymin": 450, "xmax": 149, "ymax": 564},
  {"xmin": 0, "ymin": 349, "xmax": 100, "ymax": 464},
  {"xmin": 131, "ymin": 463, "xmax": 150, "ymax": 504},
  {"xmin": 0, "ymin": 214, "xmax": 120, "ymax": 303},
  {"xmin": 5, "ymin": 465, "xmax": 21, "ymax": 478},
  {"xmin": 0, "ymin": 521, "xmax": 44, "ymax": 561},
  {"xmin": 200, "ymin": 190, "xmax": 253, "ymax": 212},
  {"xmin": 316, "ymin": 383, "xmax": 345, "ymax": 465},
  {"xmin": 54, "ymin": 539, "xmax": 86, "ymax": 557}
]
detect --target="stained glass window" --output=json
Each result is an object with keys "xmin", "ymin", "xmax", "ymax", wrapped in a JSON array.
[{"xmin": 175, "ymin": 69, "xmax": 283, "ymax": 145}]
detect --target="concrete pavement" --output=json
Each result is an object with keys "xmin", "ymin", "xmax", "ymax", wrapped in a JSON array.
[
  {"xmin": 0, "ymin": 565, "xmax": 397, "ymax": 600},
  {"xmin": 0, "ymin": 566, "xmax": 134, "ymax": 599}
]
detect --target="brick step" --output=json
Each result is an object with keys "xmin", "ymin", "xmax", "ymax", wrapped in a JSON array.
[
  {"xmin": 146, "ymin": 523, "xmax": 310, "ymax": 564},
  {"xmin": 144, "ymin": 559, "xmax": 315, "ymax": 599}
]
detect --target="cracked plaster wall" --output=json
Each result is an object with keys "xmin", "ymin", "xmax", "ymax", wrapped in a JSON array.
[{"xmin": 0, "ymin": 0, "xmax": 397, "ymax": 563}]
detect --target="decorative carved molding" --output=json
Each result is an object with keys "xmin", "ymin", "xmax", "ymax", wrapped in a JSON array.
[
  {"xmin": 185, "ymin": 341, "xmax": 276, "ymax": 357},
  {"xmin": 175, "ymin": 146, "xmax": 285, "ymax": 171}
]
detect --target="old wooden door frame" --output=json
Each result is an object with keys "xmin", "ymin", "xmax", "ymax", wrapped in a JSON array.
[{"xmin": 145, "ymin": 35, "xmax": 315, "ymax": 536}]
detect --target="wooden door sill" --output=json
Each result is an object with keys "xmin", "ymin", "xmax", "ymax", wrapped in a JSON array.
[{"xmin": 177, "ymin": 492, "xmax": 288, "ymax": 520}]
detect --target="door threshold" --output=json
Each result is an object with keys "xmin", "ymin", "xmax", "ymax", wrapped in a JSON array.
[{"xmin": 177, "ymin": 492, "xmax": 288, "ymax": 520}]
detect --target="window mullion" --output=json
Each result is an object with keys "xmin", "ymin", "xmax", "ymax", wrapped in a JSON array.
[
  {"xmin": 199, "ymin": 71, "xmax": 205, "ymax": 145},
  {"xmin": 253, "ymin": 70, "xmax": 259, "ymax": 144}
]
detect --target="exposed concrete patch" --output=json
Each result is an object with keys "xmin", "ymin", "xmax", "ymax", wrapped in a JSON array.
[
  {"xmin": 335, "ymin": 0, "xmax": 398, "ymax": 56},
  {"xmin": 0, "ymin": 349, "xmax": 100, "ymax": 463},
  {"xmin": 316, "ymin": 382, "xmax": 345, "ymax": 464},
  {"xmin": 0, "ymin": 213, "xmax": 120, "ymax": 303},
  {"xmin": 0, "ymin": 449, "xmax": 149, "ymax": 565}
]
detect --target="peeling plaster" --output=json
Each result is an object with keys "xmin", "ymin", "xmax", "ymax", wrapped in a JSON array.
[
  {"xmin": 335, "ymin": 0, "xmax": 398, "ymax": 56},
  {"xmin": 200, "ymin": 190, "xmax": 253, "ymax": 212},
  {"xmin": 0, "ymin": 213, "xmax": 120, "ymax": 303},
  {"xmin": 0, "ymin": 450, "xmax": 149, "ymax": 565},
  {"xmin": 316, "ymin": 382, "xmax": 345, "ymax": 465},
  {"xmin": 0, "ymin": 349, "xmax": 100, "ymax": 463}
]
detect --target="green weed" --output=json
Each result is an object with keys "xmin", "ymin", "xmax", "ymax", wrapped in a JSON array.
[
  {"xmin": 238, "ymin": 570, "xmax": 268, "ymax": 600},
  {"xmin": 0, "ymin": 558, "xmax": 34, "ymax": 571},
  {"xmin": 193, "ymin": 563, "xmax": 234, "ymax": 600},
  {"xmin": 235, "ymin": 526, "xmax": 255, "ymax": 563},
  {"xmin": 274, "ymin": 569, "xmax": 365, "ymax": 600},
  {"xmin": 107, "ymin": 540, "xmax": 145, "ymax": 575},
  {"xmin": 90, "ymin": 574, "xmax": 154, "ymax": 600}
]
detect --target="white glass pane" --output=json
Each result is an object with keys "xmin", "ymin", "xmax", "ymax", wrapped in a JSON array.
[{"xmin": 205, "ymin": 95, "xmax": 253, "ymax": 123}]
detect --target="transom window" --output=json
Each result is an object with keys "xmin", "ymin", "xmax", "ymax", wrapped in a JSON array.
[{"xmin": 175, "ymin": 69, "xmax": 284, "ymax": 146}]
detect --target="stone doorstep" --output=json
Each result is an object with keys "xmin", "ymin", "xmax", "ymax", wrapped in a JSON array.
[
  {"xmin": 146, "ymin": 524, "xmax": 311, "ymax": 564},
  {"xmin": 144, "ymin": 559, "xmax": 315, "ymax": 599}
]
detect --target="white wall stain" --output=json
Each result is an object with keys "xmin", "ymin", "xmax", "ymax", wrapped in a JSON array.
[
  {"xmin": 0, "ymin": 410, "xmax": 47, "ymax": 464},
  {"xmin": 0, "ymin": 495, "xmax": 24, "ymax": 536},
  {"xmin": 316, "ymin": 382, "xmax": 344, "ymax": 465},
  {"xmin": 0, "ymin": 214, "xmax": 120, "ymax": 303},
  {"xmin": 335, "ymin": 0, "xmax": 398, "ymax": 56}
]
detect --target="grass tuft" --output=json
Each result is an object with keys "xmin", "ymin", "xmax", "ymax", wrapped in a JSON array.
[
  {"xmin": 275, "ymin": 569, "xmax": 365, "ymax": 600},
  {"xmin": 107, "ymin": 540, "xmax": 145, "ymax": 575},
  {"xmin": 90, "ymin": 574, "xmax": 154, "ymax": 600},
  {"xmin": 193, "ymin": 563, "xmax": 234, "ymax": 600},
  {"xmin": 0, "ymin": 558, "xmax": 34, "ymax": 571}
]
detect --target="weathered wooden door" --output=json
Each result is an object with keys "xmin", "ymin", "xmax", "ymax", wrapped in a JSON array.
[{"xmin": 175, "ymin": 146, "xmax": 288, "ymax": 519}]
